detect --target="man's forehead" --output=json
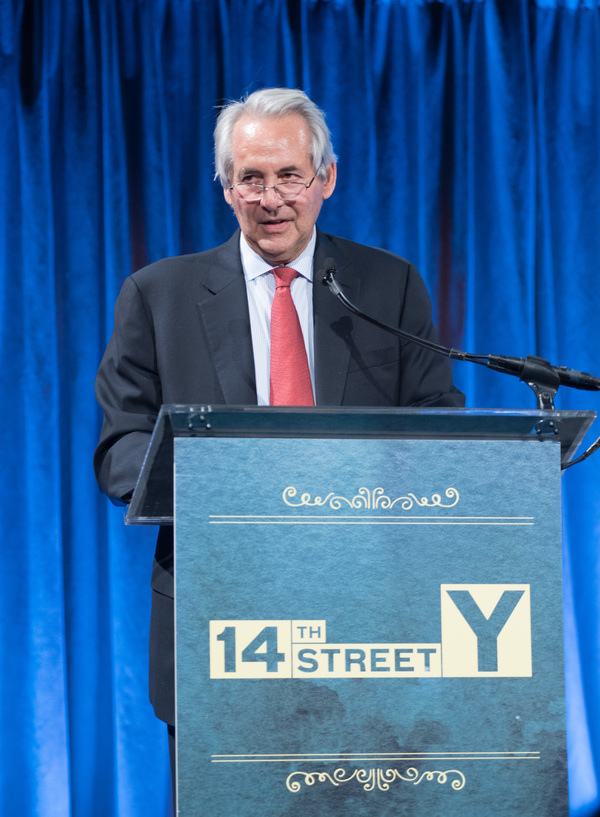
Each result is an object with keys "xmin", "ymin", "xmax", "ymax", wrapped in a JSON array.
[
  {"xmin": 230, "ymin": 114, "xmax": 314, "ymax": 176},
  {"xmin": 231, "ymin": 113, "xmax": 310, "ymax": 149},
  {"xmin": 232, "ymin": 115, "xmax": 265, "ymax": 141}
]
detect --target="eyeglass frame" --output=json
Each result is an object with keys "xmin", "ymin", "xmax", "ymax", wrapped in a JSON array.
[{"xmin": 227, "ymin": 174, "xmax": 317, "ymax": 202}]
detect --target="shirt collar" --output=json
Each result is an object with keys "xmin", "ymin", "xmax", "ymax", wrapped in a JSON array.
[{"xmin": 240, "ymin": 228, "xmax": 317, "ymax": 283}]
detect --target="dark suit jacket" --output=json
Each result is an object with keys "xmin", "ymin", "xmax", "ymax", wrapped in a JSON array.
[{"xmin": 94, "ymin": 228, "xmax": 464, "ymax": 723}]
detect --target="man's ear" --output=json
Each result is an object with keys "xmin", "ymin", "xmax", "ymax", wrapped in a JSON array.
[
  {"xmin": 224, "ymin": 186, "xmax": 233, "ymax": 207},
  {"xmin": 322, "ymin": 163, "xmax": 337, "ymax": 200}
]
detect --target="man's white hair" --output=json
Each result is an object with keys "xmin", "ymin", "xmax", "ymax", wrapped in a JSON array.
[{"xmin": 214, "ymin": 87, "xmax": 337, "ymax": 187}]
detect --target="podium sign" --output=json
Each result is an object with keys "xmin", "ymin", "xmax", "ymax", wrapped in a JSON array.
[{"xmin": 174, "ymin": 432, "xmax": 568, "ymax": 816}]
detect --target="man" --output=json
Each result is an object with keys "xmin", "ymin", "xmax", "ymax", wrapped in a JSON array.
[{"xmin": 95, "ymin": 87, "xmax": 464, "ymax": 733}]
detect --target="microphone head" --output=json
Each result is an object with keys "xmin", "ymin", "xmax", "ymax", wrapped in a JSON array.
[{"xmin": 318, "ymin": 257, "xmax": 337, "ymax": 287}]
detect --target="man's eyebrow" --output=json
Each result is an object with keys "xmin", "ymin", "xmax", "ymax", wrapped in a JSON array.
[
  {"xmin": 237, "ymin": 165, "xmax": 302, "ymax": 178},
  {"xmin": 238, "ymin": 167, "xmax": 263, "ymax": 178}
]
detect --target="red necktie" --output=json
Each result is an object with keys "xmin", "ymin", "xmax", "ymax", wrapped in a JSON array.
[{"xmin": 269, "ymin": 267, "xmax": 314, "ymax": 406}]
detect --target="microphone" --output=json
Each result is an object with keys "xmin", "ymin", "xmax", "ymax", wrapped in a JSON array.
[
  {"xmin": 320, "ymin": 262, "xmax": 600, "ymax": 395},
  {"xmin": 485, "ymin": 355, "xmax": 600, "ymax": 391}
]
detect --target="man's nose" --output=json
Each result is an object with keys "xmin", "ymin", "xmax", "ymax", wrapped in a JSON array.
[{"xmin": 260, "ymin": 185, "xmax": 283, "ymax": 207}]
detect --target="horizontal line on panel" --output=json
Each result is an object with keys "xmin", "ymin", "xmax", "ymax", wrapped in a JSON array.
[
  {"xmin": 211, "ymin": 751, "xmax": 540, "ymax": 763},
  {"xmin": 208, "ymin": 519, "xmax": 533, "ymax": 526},
  {"xmin": 209, "ymin": 515, "xmax": 534, "ymax": 520}
]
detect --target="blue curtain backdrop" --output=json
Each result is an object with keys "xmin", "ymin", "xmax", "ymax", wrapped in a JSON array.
[{"xmin": 1, "ymin": 0, "xmax": 599, "ymax": 814}]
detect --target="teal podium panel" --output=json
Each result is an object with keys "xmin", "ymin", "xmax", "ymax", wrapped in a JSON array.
[{"xmin": 174, "ymin": 435, "xmax": 566, "ymax": 816}]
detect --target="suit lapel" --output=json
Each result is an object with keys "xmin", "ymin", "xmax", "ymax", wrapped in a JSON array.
[
  {"xmin": 313, "ymin": 231, "xmax": 362, "ymax": 405},
  {"xmin": 196, "ymin": 232, "xmax": 258, "ymax": 405}
]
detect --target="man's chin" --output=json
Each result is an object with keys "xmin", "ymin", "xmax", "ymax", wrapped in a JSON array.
[{"xmin": 253, "ymin": 237, "xmax": 295, "ymax": 266}]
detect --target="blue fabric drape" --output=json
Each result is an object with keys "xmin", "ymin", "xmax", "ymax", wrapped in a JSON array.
[{"xmin": 1, "ymin": 1, "xmax": 599, "ymax": 814}]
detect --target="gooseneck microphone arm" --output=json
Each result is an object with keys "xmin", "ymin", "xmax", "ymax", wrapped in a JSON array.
[{"xmin": 321, "ymin": 265, "xmax": 600, "ymax": 413}]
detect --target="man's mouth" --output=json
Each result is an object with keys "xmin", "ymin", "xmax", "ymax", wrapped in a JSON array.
[{"xmin": 260, "ymin": 219, "xmax": 290, "ymax": 231}]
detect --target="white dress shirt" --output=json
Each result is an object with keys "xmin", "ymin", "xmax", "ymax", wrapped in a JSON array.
[{"xmin": 240, "ymin": 230, "xmax": 316, "ymax": 405}]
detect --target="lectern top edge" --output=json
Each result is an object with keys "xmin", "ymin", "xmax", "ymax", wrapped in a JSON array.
[{"xmin": 125, "ymin": 406, "xmax": 595, "ymax": 524}]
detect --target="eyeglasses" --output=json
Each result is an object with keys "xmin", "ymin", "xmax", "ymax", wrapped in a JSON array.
[{"xmin": 228, "ymin": 174, "xmax": 317, "ymax": 202}]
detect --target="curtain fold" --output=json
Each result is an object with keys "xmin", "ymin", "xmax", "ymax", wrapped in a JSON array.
[{"xmin": 1, "ymin": 1, "xmax": 599, "ymax": 814}]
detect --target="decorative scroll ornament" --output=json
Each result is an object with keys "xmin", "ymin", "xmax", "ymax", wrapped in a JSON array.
[
  {"xmin": 286, "ymin": 767, "xmax": 466, "ymax": 793},
  {"xmin": 282, "ymin": 486, "xmax": 459, "ymax": 511}
]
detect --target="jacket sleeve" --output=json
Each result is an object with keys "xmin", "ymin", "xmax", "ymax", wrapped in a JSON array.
[{"xmin": 94, "ymin": 276, "xmax": 162, "ymax": 504}]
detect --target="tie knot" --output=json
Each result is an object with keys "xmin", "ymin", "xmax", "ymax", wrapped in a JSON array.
[{"xmin": 271, "ymin": 266, "xmax": 298, "ymax": 288}]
